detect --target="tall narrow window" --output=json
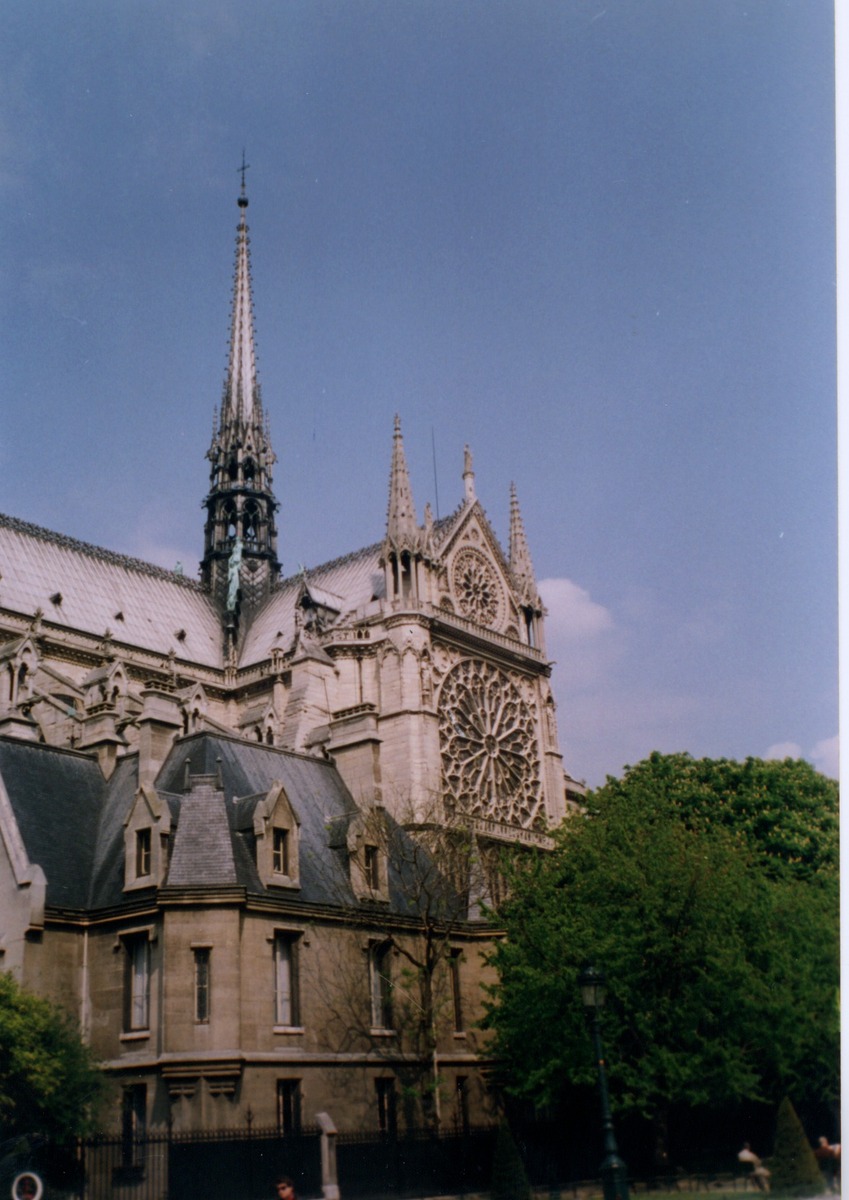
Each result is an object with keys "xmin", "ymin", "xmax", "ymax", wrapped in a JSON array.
[
  {"xmin": 449, "ymin": 949, "xmax": 464, "ymax": 1033},
  {"xmin": 135, "ymin": 828, "xmax": 151, "ymax": 878},
  {"xmin": 274, "ymin": 933, "xmax": 300, "ymax": 1027},
  {"xmin": 455, "ymin": 1076, "xmax": 469, "ymax": 1135},
  {"xmin": 277, "ymin": 1079, "xmax": 302, "ymax": 1135},
  {"xmin": 375, "ymin": 1078, "xmax": 397, "ymax": 1138},
  {"xmin": 194, "ymin": 948, "xmax": 211, "ymax": 1023},
  {"xmin": 123, "ymin": 934, "xmax": 150, "ymax": 1032},
  {"xmin": 272, "ymin": 828, "xmax": 290, "ymax": 875},
  {"xmin": 363, "ymin": 844, "xmax": 380, "ymax": 890},
  {"xmin": 369, "ymin": 942, "xmax": 393, "ymax": 1030},
  {"xmin": 121, "ymin": 1084, "xmax": 147, "ymax": 1170}
]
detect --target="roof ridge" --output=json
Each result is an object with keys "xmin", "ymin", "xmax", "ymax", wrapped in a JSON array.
[
  {"xmin": 276, "ymin": 509, "xmax": 459, "ymax": 589},
  {"xmin": 0, "ymin": 513, "xmax": 203, "ymax": 590}
]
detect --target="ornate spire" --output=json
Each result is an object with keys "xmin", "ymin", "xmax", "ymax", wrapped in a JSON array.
[
  {"xmin": 509, "ymin": 483, "xmax": 537, "ymax": 601},
  {"xmin": 201, "ymin": 173, "xmax": 280, "ymax": 616},
  {"xmin": 385, "ymin": 415, "xmax": 419, "ymax": 551},
  {"xmin": 224, "ymin": 169, "xmax": 260, "ymax": 424}
]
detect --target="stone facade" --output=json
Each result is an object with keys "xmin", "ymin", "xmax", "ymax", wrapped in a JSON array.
[{"xmin": 0, "ymin": 185, "xmax": 584, "ymax": 1137}]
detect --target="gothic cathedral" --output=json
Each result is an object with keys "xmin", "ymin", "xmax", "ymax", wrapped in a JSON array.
[{"xmin": 0, "ymin": 183, "xmax": 580, "ymax": 1137}]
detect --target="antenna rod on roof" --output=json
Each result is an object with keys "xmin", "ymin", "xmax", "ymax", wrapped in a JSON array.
[{"xmin": 431, "ymin": 426, "xmax": 440, "ymax": 520}]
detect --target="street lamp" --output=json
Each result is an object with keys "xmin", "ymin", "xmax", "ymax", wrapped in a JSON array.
[{"xmin": 579, "ymin": 965, "xmax": 629, "ymax": 1200}]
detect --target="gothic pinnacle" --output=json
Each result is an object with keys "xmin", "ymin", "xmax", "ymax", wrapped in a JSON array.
[
  {"xmin": 385, "ymin": 415, "xmax": 419, "ymax": 551},
  {"xmin": 509, "ymin": 482, "xmax": 537, "ymax": 597}
]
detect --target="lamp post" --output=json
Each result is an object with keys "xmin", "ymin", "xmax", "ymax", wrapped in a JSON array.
[{"xmin": 579, "ymin": 964, "xmax": 629, "ymax": 1200}]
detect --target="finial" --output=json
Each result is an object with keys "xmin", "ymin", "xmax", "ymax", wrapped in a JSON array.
[
  {"xmin": 463, "ymin": 444, "xmax": 476, "ymax": 503},
  {"xmin": 237, "ymin": 149, "xmax": 250, "ymax": 208}
]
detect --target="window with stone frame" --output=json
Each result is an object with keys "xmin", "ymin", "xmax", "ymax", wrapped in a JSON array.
[
  {"xmin": 273, "ymin": 931, "xmax": 301, "ymax": 1028},
  {"xmin": 369, "ymin": 940, "xmax": 393, "ymax": 1031},
  {"xmin": 135, "ymin": 828, "xmax": 151, "ymax": 878},
  {"xmin": 122, "ymin": 933, "xmax": 151, "ymax": 1033},
  {"xmin": 276, "ymin": 1078, "xmax": 302, "ymax": 1135},
  {"xmin": 194, "ymin": 947, "xmax": 211, "ymax": 1023}
]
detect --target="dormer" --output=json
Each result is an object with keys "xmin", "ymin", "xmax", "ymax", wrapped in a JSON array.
[
  {"xmin": 254, "ymin": 782, "xmax": 301, "ymax": 889},
  {"xmin": 123, "ymin": 784, "xmax": 172, "ymax": 891},
  {"xmin": 346, "ymin": 808, "xmax": 389, "ymax": 903}
]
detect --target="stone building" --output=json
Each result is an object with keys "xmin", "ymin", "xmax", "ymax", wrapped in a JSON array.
[{"xmin": 0, "ymin": 181, "xmax": 582, "ymax": 1137}]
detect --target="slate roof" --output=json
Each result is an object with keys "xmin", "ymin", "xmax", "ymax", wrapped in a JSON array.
[
  {"xmin": 0, "ymin": 737, "xmax": 104, "ymax": 910},
  {"xmin": 0, "ymin": 514, "xmax": 222, "ymax": 669},
  {"xmin": 2, "ymin": 731, "xmax": 469, "ymax": 924},
  {"xmin": 238, "ymin": 544, "xmax": 386, "ymax": 667}
]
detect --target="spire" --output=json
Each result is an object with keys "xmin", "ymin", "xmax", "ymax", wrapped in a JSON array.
[
  {"xmin": 202, "ymin": 169, "xmax": 280, "ymax": 615},
  {"xmin": 509, "ymin": 483, "xmax": 537, "ymax": 600},
  {"xmin": 385, "ymin": 415, "xmax": 419, "ymax": 551},
  {"xmin": 224, "ymin": 165, "xmax": 259, "ymax": 424}
]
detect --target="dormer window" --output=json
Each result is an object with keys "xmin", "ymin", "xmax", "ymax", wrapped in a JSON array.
[
  {"xmin": 135, "ymin": 829, "xmax": 152, "ymax": 878},
  {"xmin": 254, "ymin": 783, "xmax": 300, "ymax": 890}
]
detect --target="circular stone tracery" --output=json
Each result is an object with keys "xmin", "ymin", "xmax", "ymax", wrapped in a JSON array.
[
  {"xmin": 451, "ymin": 546, "xmax": 503, "ymax": 628},
  {"xmin": 439, "ymin": 659, "xmax": 542, "ymax": 828}
]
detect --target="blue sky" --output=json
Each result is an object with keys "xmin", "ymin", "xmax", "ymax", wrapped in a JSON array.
[{"xmin": 0, "ymin": 1, "xmax": 837, "ymax": 787}]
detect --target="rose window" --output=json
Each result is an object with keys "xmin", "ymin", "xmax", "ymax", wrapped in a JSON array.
[
  {"xmin": 439, "ymin": 659, "xmax": 542, "ymax": 828},
  {"xmin": 451, "ymin": 547, "xmax": 503, "ymax": 628}
]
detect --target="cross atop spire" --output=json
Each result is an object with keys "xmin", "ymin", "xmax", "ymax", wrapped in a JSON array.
[
  {"xmin": 385, "ymin": 415, "xmax": 419, "ymax": 551},
  {"xmin": 238, "ymin": 149, "xmax": 250, "ymax": 203}
]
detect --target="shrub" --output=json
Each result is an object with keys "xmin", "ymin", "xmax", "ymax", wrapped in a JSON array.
[
  {"xmin": 770, "ymin": 1097, "xmax": 825, "ymax": 1195},
  {"xmin": 491, "ymin": 1122, "xmax": 532, "ymax": 1200}
]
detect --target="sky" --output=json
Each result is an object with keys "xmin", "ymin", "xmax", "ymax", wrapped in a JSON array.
[{"xmin": 0, "ymin": 1, "xmax": 837, "ymax": 788}]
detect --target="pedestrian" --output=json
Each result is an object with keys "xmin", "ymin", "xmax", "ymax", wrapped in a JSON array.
[
  {"xmin": 738, "ymin": 1142, "xmax": 771, "ymax": 1192},
  {"xmin": 814, "ymin": 1137, "xmax": 840, "ymax": 1192},
  {"xmin": 274, "ymin": 1176, "xmax": 296, "ymax": 1200}
]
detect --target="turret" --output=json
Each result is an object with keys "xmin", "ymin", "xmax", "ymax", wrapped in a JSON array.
[{"xmin": 201, "ymin": 170, "xmax": 281, "ymax": 632}]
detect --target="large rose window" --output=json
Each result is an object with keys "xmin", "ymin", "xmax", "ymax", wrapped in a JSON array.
[
  {"xmin": 439, "ymin": 659, "xmax": 542, "ymax": 828},
  {"xmin": 451, "ymin": 547, "xmax": 504, "ymax": 629}
]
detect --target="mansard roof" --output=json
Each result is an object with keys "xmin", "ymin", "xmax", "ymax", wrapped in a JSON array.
[
  {"xmin": 0, "ymin": 737, "xmax": 104, "ymax": 910},
  {"xmin": 0, "ymin": 514, "xmax": 222, "ymax": 668}
]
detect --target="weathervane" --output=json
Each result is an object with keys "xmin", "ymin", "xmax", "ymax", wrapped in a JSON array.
[{"xmin": 238, "ymin": 150, "xmax": 250, "ymax": 196}]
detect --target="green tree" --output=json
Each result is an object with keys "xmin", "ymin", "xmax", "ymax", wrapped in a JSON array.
[
  {"xmin": 770, "ymin": 1097, "xmax": 825, "ymax": 1195},
  {"xmin": 484, "ymin": 756, "xmax": 839, "ymax": 1157},
  {"xmin": 0, "ymin": 973, "xmax": 103, "ymax": 1141}
]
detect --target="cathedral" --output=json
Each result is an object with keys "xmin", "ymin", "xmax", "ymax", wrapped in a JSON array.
[{"xmin": 0, "ymin": 181, "xmax": 580, "ymax": 1137}]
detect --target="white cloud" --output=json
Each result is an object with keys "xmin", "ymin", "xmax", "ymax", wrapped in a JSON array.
[
  {"xmin": 763, "ymin": 737, "xmax": 838, "ymax": 780},
  {"xmin": 809, "ymin": 735, "xmax": 838, "ymax": 779},
  {"xmin": 538, "ymin": 577, "xmax": 614, "ymax": 641},
  {"xmin": 764, "ymin": 741, "xmax": 803, "ymax": 762}
]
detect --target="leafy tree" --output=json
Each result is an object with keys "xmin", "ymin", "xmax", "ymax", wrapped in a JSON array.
[
  {"xmin": 484, "ymin": 756, "xmax": 839, "ymax": 1158},
  {"xmin": 770, "ymin": 1097, "xmax": 825, "ymax": 1195},
  {"xmin": 0, "ymin": 972, "xmax": 103, "ymax": 1141},
  {"xmin": 598, "ymin": 753, "xmax": 838, "ymax": 882}
]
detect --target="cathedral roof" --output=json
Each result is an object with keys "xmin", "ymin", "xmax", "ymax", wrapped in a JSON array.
[{"xmin": 0, "ymin": 513, "xmax": 222, "ymax": 668}]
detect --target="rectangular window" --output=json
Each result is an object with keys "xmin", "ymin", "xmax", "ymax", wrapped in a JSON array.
[
  {"xmin": 135, "ymin": 829, "xmax": 151, "ymax": 877},
  {"xmin": 375, "ymin": 1078, "xmax": 397, "ymax": 1138},
  {"xmin": 194, "ymin": 948, "xmax": 211, "ymax": 1023},
  {"xmin": 455, "ymin": 1076, "xmax": 469, "ymax": 1134},
  {"xmin": 123, "ymin": 934, "xmax": 150, "ymax": 1032},
  {"xmin": 369, "ymin": 942, "xmax": 393, "ymax": 1030},
  {"xmin": 274, "ymin": 933, "xmax": 300, "ymax": 1027},
  {"xmin": 449, "ymin": 950, "xmax": 464, "ymax": 1032},
  {"xmin": 121, "ymin": 1084, "xmax": 147, "ymax": 1170},
  {"xmin": 272, "ymin": 828, "xmax": 289, "ymax": 875},
  {"xmin": 364, "ymin": 844, "xmax": 380, "ymax": 890},
  {"xmin": 276, "ymin": 1079, "xmax": 302, "ymax": 1135}
]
